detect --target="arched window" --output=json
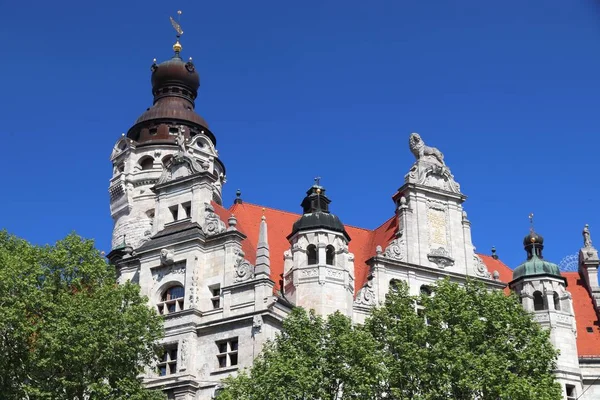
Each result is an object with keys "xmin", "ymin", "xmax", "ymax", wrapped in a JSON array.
[
  {"xmin": 420, "ymin": 285, "xmax": 432, "ymax": 297},
  {"xmin": 139, "ymin": 156, "xmax": 154, "ymax": 170},
  {"xmin": 158, "ymin": 285, "xmax": 185, "ymax": 315},
  {"xmin": 326, "ymin": 245, "xmax": 335, "ymax": 265},
  {"xmin": 307, "ymin": 245, "xmax": 317, "ymax": 265},
  {"xmin": 533, "ymin": 291, "xmax": 545, "ymax": 311},
  {"xmin": 553, "ymin": 292, "xmax": 561, "ymax": 311},
  {"xmin": 162, "ymin": 154, "xmax": 173, "ymax": 166}
]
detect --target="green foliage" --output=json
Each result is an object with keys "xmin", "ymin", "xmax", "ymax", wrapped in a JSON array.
[
  {"xmin": 217, "ymin": 308, "xmax": 385, "ymax": 399},
  {"xmin": 0, "ymin": 231, "xmax": 166, "ymax": 400},
  {"xmin": 367, "ymin": 279, "xmax": 562, "ymax": 399},
  {"xmin": 219, "ymin": 279, "xmax": 562, "ymax": 400}
]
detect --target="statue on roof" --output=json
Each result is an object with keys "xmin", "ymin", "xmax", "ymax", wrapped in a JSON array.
[
  {"xmin": 176, "ymin": 125, "xmax": 188, "ymax": 157},
  {"xmin": 583, "ymin": 224, "xmax": 593, "ymax": 248},
  {"xmin": 409, "ymin": 132, "xmax": 445, "ymax": 166},
  {"xmin": 404, "ymin": 132, "xmax": 460, "ymax": 193}
]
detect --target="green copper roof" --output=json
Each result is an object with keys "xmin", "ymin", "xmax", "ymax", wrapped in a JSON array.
[{"xmin": 513, "ymin": 253, "xmax": 561, "ymax": 280}]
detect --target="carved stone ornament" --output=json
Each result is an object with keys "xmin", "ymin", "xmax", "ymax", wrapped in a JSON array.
[
  {"xmin": 179, "ymin": 338, "xmax": 188, "ymax": 372},
  {"xmin": 383, "ymin": 238, "xmax": 407, "ymax": 261},
  {"xmin": 252, "ymin": 315, "xmax": 263, "ymax": 335},
  {"xmin": 427, "ymin": 247, "xmax": 455, "ymax": 268},
  {"xmin": 473, "ymin": 254, "xmax": 491, "ymax": 278},
  {"xmin": 405, "ymin": 133, "xmax": 461, "ymax": 193},
  {"xmin": 355, "ymin": 277, "xmax": 376, "ymax": 306},
  {"xmin": 204, "ymin": 203, "xmax": 226, "ymax": 236},
  {"xmin": 188, "ymin": 263, "xmax": 201, "ymax": 309},
  {"xmin": 234, "ymin": 250, "xmax": 255, "ymax": 283},
  {"xmin": 160, "ymin": 249, "xmax": 175, "ymax": 266},
  {"xmin": 156, "ymin": 145, "xmax": 206, "ymax": 186},
  {"xmin": 152, "ymin": 263, "xmax": 186, "ymax": 283}
]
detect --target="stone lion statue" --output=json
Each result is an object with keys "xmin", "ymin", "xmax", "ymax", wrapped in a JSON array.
[{"xmin": 409, "ymin": 132, "xmax": 445, "ymax": 166}]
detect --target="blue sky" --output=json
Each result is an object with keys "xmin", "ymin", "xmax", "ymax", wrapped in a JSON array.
[{"xmin": 0, "ymin": 0, "xmax": 599, "ymax": 270}]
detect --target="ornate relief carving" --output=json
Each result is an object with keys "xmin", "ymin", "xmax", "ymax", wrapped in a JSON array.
[
  {"xmin": 188, "ymin": 261, "xmax": 200, "ymax": 309},
  {"xmin": 234, "ymin": 250, "xmax": 254, "ymax": 283},
  {"xmin": 152, "ymin": 263, "xmax": 186, "ymax": 283},
  {"xmin": 326, "ymin": 269, "xmax": 344, "ymax": 279},
  {"xmin": 300, "ymin": 268, "xmax": 318, "ymax": 278},
  {"xmin": 160, "ymin": 249, "xmax": 175, "ymax": 266},
  {"xmin": 355, "ymin": 278, "xmax": 376, "ymax": 306},
  {"xmin": 204, "ymin": 203, "xmax": 226, "ymax": 236},
  {"xmin": 383, "ymin": 238, "xmax": 407, "ymax": 261},
  {"xmin": 179, "ymin": 338, "xmax": 189, "ymax": 372},
  {"xmin": 252, "ymin": 315, "xmax": 263, "ymax": 336},
  {"xmin": 427, "ymin": 247, "xmax": 455, "ymax": 268},
  {"xmin": 473, "ymin": 254, "xmax": 491, "ymax": 278}
]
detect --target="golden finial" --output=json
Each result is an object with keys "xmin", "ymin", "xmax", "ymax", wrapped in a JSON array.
[{"xmin": 170, "ymin": 10, "xmax": 184, "ymax": 54}]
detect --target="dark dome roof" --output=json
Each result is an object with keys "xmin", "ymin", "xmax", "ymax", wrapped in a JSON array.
[
  {"xmin": 134, "ymin": 98, "xmax": 209, "ymax": 127},
  {"xmin": 523, "ymin": 232, "xmax": 544, "ymax": 246},
  {"xmin": 291, "ymin": 212, "xmax": 348, "ymax": 239},
  {"xmin": 151, "ymin": 56, "xmax": 200, "ymax": 98}
]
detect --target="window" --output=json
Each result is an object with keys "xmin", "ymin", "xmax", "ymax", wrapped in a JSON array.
[
  {"xmin": 325, "ymin": 245, "xmax": 335, "ymax": 265},
  {"xmin": 169, "ymin": 205, "xmax": 179, "ymax": 222},
  {"xmin": 149, "ymin": 127, "xmax": 158, "ymax": 135},
  {"xmin": 210, "ymin": 285, "xmax": 221, "ymax": 309},
  {"xmin": 162, "ymin": 155, "xmax": 173, "ymax": 166},
  {"xmin": 116, "ymin": 163, "xmax": 125, "ymax": 173},
  {"xmin": 216, "ymin": 338, "xmax": 238, "ymax": 369},
  {"xmin": 420, "ymin": 285, "xmax": 432, "ymax": 297},
  {"xmin": 157, "ymin": 346, "xmax": 178, "ymax": 376},
  {"xmin": 182, "ymin": 202, "xmax": 191, "ymax": 219},
  {"xmin": 158, "ymin": 285, "xmax": 185, "ymax": 315},
  {"xmin": 169, "ymin": 127, "xmax": 179, "ymax": 135},
  {"xmin": 307, "ymin": 245, "xmax": 317, "ymax": 265},
  {"xmin": 553, "ymin": 292, "xmax": 561, "ymax": 311},
  {"xmin": 566, "ymin": 384, "xmax": 576, "ymax": 400},
  {"xmin": 533, "ymin": 291, "xmax": 545, "ymax": 311},
  {"xmin": 139, "ymin": 156, "xmax": 154, "ymax": 170},
  {"xmin": 389, "ymin": 279, "xmax": 401, "ymax": 292}
]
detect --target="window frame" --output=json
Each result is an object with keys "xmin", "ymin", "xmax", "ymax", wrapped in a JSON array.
[
  {"xmin": 158, "ymin": 285, "xmax": 185, "ymax": 315},
  {"xmin": 157, "ymin": 345, "xmax": 178, "ymax": 377},
  {"xmin": 216, "ymin": 338, "xmax": 239, "ymax": 369}
]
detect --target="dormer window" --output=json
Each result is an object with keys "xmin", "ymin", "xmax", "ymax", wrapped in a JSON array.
[
  {"xmin": 169, "ymin": 127, "xmax": 179, "ymax": 135},
  {"xmin": 325, "ymin": 245, "xmax": 335, "ymax": 265},
  {"xmin": 307, "ymin": 245, "xmax": 317, "ymax": 265}
]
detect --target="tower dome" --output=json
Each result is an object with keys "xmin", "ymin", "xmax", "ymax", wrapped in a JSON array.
[
  {"xmin": 513, "ymin": 230, "xmax": 561, "ymax": 281},
  {"xmin": 126, "ymin": 38, "xmax": 215, "ymax": 146},
  {"xmin": 288, "ymin": 181, "xmax": 350, "ymax": 241}
]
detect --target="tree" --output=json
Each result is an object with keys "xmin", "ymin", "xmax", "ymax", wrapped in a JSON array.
[
  {"xmin": 218, "ymin": 279, "xmax": 562, "ymax": 400},
  {"xmin": 217, "ymin": 307, "xmax": 385, "ymax": 399},
  {"xmin": 0, "ymin": 231, "xmax": 165, "ymax": 400},
  {"xmin": 366, "ymin": 279, "xmax": 562, "ymax": 399}
]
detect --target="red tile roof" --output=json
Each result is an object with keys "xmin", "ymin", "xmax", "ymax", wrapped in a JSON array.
[
  {"xmin": 562, "ymin": 272, "xmax": 600, "ymax": 357},
  {"xmin": 216, "ymin": 201, "xmax": 600, "ymax": 357}
]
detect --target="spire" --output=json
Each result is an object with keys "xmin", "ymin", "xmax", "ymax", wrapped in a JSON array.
[
  {"xmin": 301, "ymin": 177, "xmax": 331, "ymax": 214},
  {"xmin": 255, "ymin": 213, "xmax": 270, "ymax": 277}
]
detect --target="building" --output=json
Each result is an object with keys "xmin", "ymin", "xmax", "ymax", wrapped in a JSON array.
[{"xmin": 106, "ymin": 32, "xmax": 600, "ymax": 400}]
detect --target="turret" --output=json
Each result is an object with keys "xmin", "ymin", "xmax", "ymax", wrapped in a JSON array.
[
  {"xmin": 283, "ymin": 180, "xmax": 355, "ymax": 316},
  {"xmin": 509, "ymin": 227, "xmax": 582, "ymax": 399}
]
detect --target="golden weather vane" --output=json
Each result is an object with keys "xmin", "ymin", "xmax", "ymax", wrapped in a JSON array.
[{"xmin": 170, "ymin": 10, "xmax": 184, "ymax": 53}]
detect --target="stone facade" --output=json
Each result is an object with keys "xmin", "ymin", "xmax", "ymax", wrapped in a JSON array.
[{"xmin": 107, "ymin": 40, "xmax": 600, "ymax": 399}]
